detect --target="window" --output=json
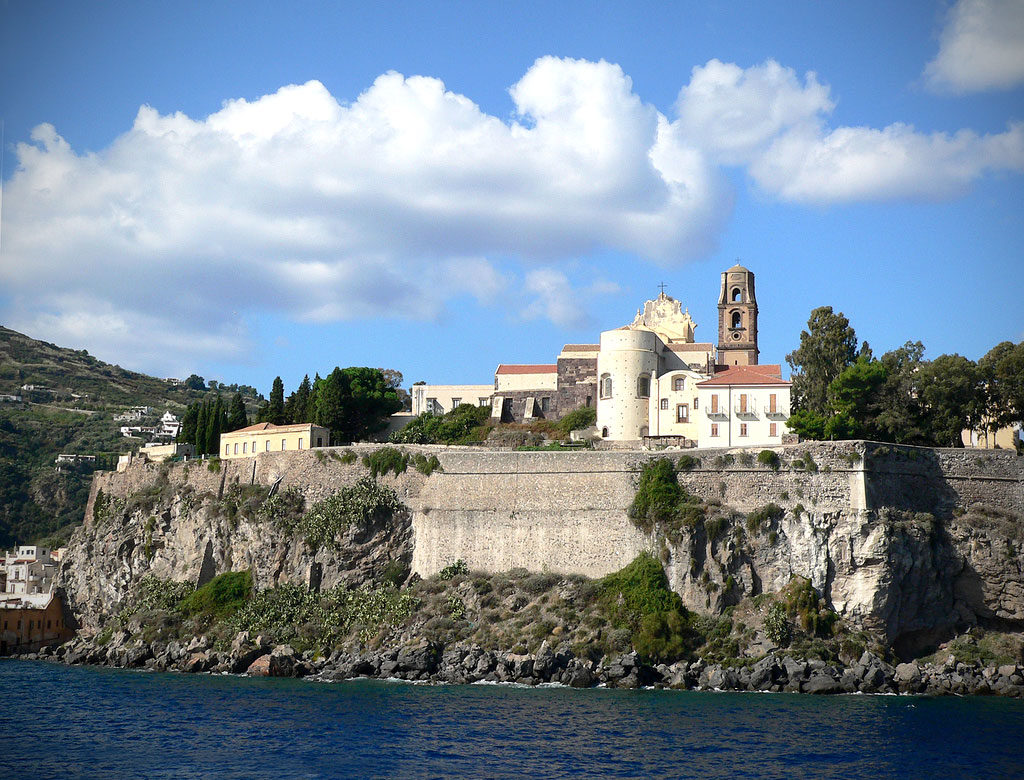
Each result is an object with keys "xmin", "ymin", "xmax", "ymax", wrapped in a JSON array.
[
  {"xmin": 739, "ymin": 394, "xmax": 748, "ymax": 414},
  {"xmin": 540, "ymin": 397, "xmax": 550, "ymax": 412},
  {"xmin": 586, "ymin": 395, "xmax": 592, "ymax": 407},
  {"xmin": 601, "ymin": 427, "xmax": 609, "ymax": 438},
  {"xmin": 316, "ymin": 437, "xmax": 323, "ymax": 447},
  {"xmin": 233, "ymin": 443, "xmax": 239, "ymax": 455},
  {"xmin": 479, "ymin": 397, "xmax": 490, "ymax": 407},
  {"xmin": 265, "ymin": 440, "xmax": 271, "ymax": 452},
  {"xmin": 638, "ymin": 374, "xmax": 650, "ymax": 398},
  {"xmin": 711, "ymin": 424, "xmax": 719, "ymax": 437},
  {"xmin": 660, "ymin": 398, "xmax": 668, "ymax": 410},
  {"xmin": 731, "ymin": 311, "xmax": 742, "ymax": 328},
  {"xmin": 298, "ymin": 438, "xmax": 304, "ymax": 450},
  {"xmin": 426, "ymin": 398, "xmax": 440, "ymax": 414},
  {"xmin": 452, "ymin": 398, "xmax": 461, "ymax": 407},
  {"xmin": 769, "ymin": 393, "xmax": 777, "ymax": 414},
  {"xmin": 640, "ymin": 426, "xmax": 649, "ymax": 438},
  {"xmin": 770, "ymin": 423, "xmax": 778, "ymax": 437},
  {"xmin": 281, "ymin": 439, "xmax": 286, "ymax": 450},
  {"xmin": 225, "ymin": 444, "xmax": 230, "ymax": 456},
  {"xmin": 732, "ymin": 287, "xmax": 742, "ymax": 302},
  {"xmin": 251, "ymin": 440, "xmax": 256, "ymax": 452},
  {"xmin": 676, "ymin": 404, "xmax": 689, "ymax": 423},
  {"xmin": 693, "ymin": 397, "xmax": 698, "ymax": 409},
  {"xmin": 242, "ymin": 442, "xmax": 247, "ymax": 454},
  {"xmin": 673, "ymin": 376, "xmax": 685, "ymax": 391},
  {"xmin": 710, "ymin": 395, "xmax": 719, "ymax": 413},
  {"xmin": 600, "ymin": 374, "xmax": 612, "ymax": 399},
  {"xmin": 740, "ymin": 423, "xmax": 748, "ymax": 437}
]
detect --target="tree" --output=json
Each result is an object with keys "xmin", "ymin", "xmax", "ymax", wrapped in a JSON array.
[
  {"xmin": 313, "ymin": 366, "xmax": 402, "ymax": 442},
  {"xmin": 178, "ymin": 402, "xmax": 200, "ymax": 445},
  {"xmin": 285, "ymin": 375, "xmax": 312, "ymax": 424},
  {"xmin": 195, "ymin": 402, "xmax": 209, "ymax": 450},
  {"xmin": 184, "ymin": 374, "xmax": 206, "ymax": 391},
  {"xmin": 267, "ymin": 377, "xmax": 286, "ymax": 425},
  {"xmin": 980, "ymin": 341, "xmax": 1024, "ymax": 430},
  {"xmin": 873, "ymin": 341, "xmax": 928, "ymax": 444},
  {"xmin": 786, "ymin": 307, "xmax": 860, "ymax": 414},
  {"xmin": 827, "ymin": 356, "xmax": 888, "ymax": 439},
  {"xmin": 313, "ymin": 368, "xmax": 346, "ymax": 437},
  {"xmin": 202, "ymin": 396, "xmax": 226, "ymax": 455},
  {"xmin": 916, "ymin": 354, "xmax": 986, "ymax": 448},
  {"xmin": 380, "ymin": 368, "xmax": 409, "ymax": 412},
  {"xmin": 227, "ymin": 392, "xmax": 248, "ymax": 432}
]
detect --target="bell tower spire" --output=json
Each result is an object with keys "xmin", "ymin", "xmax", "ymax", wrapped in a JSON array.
[{"xmin": 717, "ymin": 263, "xmax": 759, "ymax": 367}]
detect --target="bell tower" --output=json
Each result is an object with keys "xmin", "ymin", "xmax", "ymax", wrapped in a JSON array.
[{"xmin": 717, "ymin": 264, "xmax": 758, "ymax": 367}]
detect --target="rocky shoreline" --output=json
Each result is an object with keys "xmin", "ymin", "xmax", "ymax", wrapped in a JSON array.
[{"xmin": 15, "ymin": 632, "xmax": 1024, "ymax": 698}]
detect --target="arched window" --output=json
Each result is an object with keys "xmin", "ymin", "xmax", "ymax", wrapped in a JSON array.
[
  {"xmin": 732, "ymin": 287, "xmax": 742, "ymax": 302},
  {"xmin": 673, "ymin": 376, "xmax": 685, "ymax": 391},
  {"xmin": 601, "ymin": 427, "xmax": 609, "ymax": 438},
  {"xmin": 637, "ymin": 374, "xmax": 650, "ymax": 398},
  {"xmin": 731, "ymin": 311, "xmax": 742, "ymax": 329},
  {"xmin": 600, "ymin": 373, "xmax": 612, "ymax": 399}
]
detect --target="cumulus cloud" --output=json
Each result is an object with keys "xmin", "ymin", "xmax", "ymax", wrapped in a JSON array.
[
  {"xmin": 1, "ymin": 55, "xmax": 1021, "ymax": 371},
  {"xmin": 521, "ymin": 269, "xmax": 621, "ymax": 329},
  {"xmin": 924, "ymin": 0, "xmax": 1024, "ymax": 93},
  {"xmin": 672, "ymin": 59, "xmax": 1024, "ymax": 203}
]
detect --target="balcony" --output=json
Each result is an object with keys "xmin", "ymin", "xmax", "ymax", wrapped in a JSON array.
[
  {"xmin": 764, "ymin": 405, "xmax": 789, "ymax": 419},
  {"xmin": 706, "ymin": 408, "xmax": 729, "ymax": 420},
  {"xmin": 733, "ymin": 405, "xmax": 757, "ymax": 418}
]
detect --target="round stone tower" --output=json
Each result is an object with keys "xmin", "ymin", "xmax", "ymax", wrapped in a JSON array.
[
  {"xmin": 596, "ymin": 328, "xmax": 659, "ymax": 440},
  {"xmin": 717, "ymin": 264, "xmax": 759, "ymax": 367}
]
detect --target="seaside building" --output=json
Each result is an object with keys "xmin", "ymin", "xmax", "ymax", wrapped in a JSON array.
[
  {"xmin": 220, "ymin": 421, "xmax": 331, "ymax": 459},
  {"xmin": 409, "ymin": 264, "xmax": 791, "ymax": 447},
  {"xmin": 1, "ymin": 545, "xmax": 73, "ymax": 654}
]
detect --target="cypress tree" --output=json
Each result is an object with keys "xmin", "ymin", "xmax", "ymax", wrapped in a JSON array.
[
  {"xmin": 179, "ymin": 402, "xmax": 199, "ymax": 444},
  {"xmin": 268, "ymin": 377, "xmax": 285, "ymax": 425},
  {"xmin": 228, "ymin": 392, "xmax": 248, "ymax": 431},
  {"xmin": 196, "ymin": 402, "xmax": 209, "ymax": 452}
]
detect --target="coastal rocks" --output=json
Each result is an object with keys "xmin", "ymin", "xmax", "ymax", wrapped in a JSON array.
[{"xmin": 21, "ymin": 634, "xmax": 1024, "ymax": 699}]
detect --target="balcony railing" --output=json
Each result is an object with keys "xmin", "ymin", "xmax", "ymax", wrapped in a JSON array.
[
  {"xmin": 733, "ymin": 405, "xmax": 757, "ymax": 417},
  {"xmin": 764, "ymin": 405, "xmax": 789, "ymax": 419}
]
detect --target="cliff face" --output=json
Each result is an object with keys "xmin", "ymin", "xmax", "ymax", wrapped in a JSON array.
[
  {"xmin": 59, "ymin": 442, "xmax": 1023, "ymax": 653},
  {"xmin": 61, "ymin": 455, "xmax": 415, "ymax": 630}
]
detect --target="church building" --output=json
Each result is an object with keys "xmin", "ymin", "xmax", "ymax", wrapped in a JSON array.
[{"xmin": 410, "ymin": 264, "xmax": 791, "ymax": 448}]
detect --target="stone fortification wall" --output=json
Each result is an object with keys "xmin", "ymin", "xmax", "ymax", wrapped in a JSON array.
[{"xmin": 65, "ymin": 441, "xmax": 1023, "ymax": 647}]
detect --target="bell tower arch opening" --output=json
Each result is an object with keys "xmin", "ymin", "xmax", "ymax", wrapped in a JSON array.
[{"xmin": 717, "ymin": 264, "xmax": 759, "ymax": 367}]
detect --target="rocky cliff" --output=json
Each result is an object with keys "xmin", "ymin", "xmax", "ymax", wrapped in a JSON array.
[{"xmin": 58, "ymin": 441, "xmax": 1023, "ymax": 655}]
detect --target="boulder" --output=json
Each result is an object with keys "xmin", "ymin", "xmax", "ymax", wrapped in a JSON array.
[{"xmin": 246, "ymin": 655, "xmax": 272, "ymax": 676}]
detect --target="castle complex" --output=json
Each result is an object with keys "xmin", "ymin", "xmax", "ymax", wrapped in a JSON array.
[{"xmin": 413, "ymin": 264, "xmax": 791, "ymax": 447}]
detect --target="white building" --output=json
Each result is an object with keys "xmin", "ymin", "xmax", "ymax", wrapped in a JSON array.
[{"xmin": 2, "ymin": 546, "xmax": 60, "ymax": 599}]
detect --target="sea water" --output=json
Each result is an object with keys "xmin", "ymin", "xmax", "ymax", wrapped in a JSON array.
[{"xmin": 2, "ymin": 659, "xmax": 1023, "ymax": 779}]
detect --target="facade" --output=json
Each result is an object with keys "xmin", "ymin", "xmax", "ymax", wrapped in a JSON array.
[
  {"xmin": 402, "ymin": 264, "xmax": 790, "ymax": 447},
  {"xmin": 697, "ymin": 366, "xmax": 791, "ymax": 448},
  {"xmin": 3, "ymin": 546, "xmax": 59, "ymax": 596},
  {"xmin": 220, "ymin": 422, "xmax": 331, "ymax": 459},
  {"xmin": 411, "ymin": 384, "xmax": 493, "ymax": 416},
  {"xmin": 962, "ymin": 423, "xmax": 1022, "ymax": 450},
  {"xmin": 0, "ymin": 545, "xmax": 72, "ymax": 654}
]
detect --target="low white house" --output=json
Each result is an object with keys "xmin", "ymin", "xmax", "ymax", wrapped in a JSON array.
[{"xmin": 696, "ymin": 366, "xmax": 791, "ymax": 448}]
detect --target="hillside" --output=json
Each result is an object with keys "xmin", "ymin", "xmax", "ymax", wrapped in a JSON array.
[{"xmin": 0, "ymin": 325, "xmax": 259, "ymax": 547}]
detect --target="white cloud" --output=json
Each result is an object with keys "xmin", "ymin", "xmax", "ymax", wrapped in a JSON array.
[
  {"xmin": 673, "ymin": 59, "xmax": 1024, "ymax": 203},
  {"xmin": 521, "ymin": 269, "xmax": 621, "ymax": 329},
  {"xmin": 924, "ymin": 0, "xmax": 1024, "ymax": 93},
  {"xmin": 1, "ymin": 55, "xmax": 1021, "ymax": 372}
]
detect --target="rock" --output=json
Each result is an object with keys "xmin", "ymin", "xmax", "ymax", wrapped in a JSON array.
[
  {"xmin": 182, "ymin": 652, "xmax": 212, "ymax": 673},
  {"xmin": 397, "ymin": 639, "xmax": 439, "ymax": 674},
  {"xmin": 895, "ymin": 662, "xmax": 921, "ymax": 682},
  {"xmin": 562, "ymin": 660, "xmax": 594, "ymax": 688},
  {"xmin": 998, "ymin": 664, "xmax": 1019, "ymax": 679},
  {"xmin": 247, "ymin": 655, "xmax": 271, "ymax": 676},
  {"xmin": 269, "ymin": 645, "xmax": 297, "ymax": 677},
  {"xmin": 804, "ymin": 674, "xmax": 841, "ymax": 695}
]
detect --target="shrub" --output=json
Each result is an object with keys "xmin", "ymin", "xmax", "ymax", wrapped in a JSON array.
[
  {"xmin": 257, "ymin": 486, "xmax": 306, "ymax": 533},
  {"xmin": 447, "ymin": 596, "xmax": 467, "ymax": 620},
  {"xmin": 676, "ymin": 454, "xmax": 700, "ymax": 471},
  {"xmin": 391, "ymin": 403, "xmax": 492, "ymax": 445},
  {"xmin": 207, "ymin": 458, "xmax": 221, "ymax": 473},
  {"xmin": 338, "ymin": 450, "xmax": 358, "ymax": 465},
  {"xmin": 713, "ymin": 454, "xmax": 734, "ymax": 468},
  {"xmin": 180, "ymin": 571, "xmax": 253, "ymax": 620},
  {"xmin": 704, "ymin": 516, "xmax": 727, "ymax": 541},
  {"xmin": 120, "ymin": 576, "xmax": 194, "ymax": 618},
  {"xmin": 300, "ymin": 477, "xmax": 404, "ymax": 551},
  {"xmin": 557, "ymin": 406, "xmax": 597, "ymax": 435},
  {"xmin": 521, "ymin": 571, "xmax": 561, "ymax": 595},
  {"xmin": 381, "ymin": 559, "xmax": 411, "ymax": 588},
  {"xmin": 764, "ymin": 602, "xmax": 790, "ymax": 644},
  {"xmin": 362, "ymin": 447, "xmax": 409, "ymax": 478},
  {"xmin": 411, "ymin": 453, "xmax": 442, "ymax": 476},
  {"xmin": 757, "ymin": 450, "xmax": 781, "ymax": 471},
  {"xmin": 629, "ymin": 458, "xmax": 684, "ymax": 530},
  {"xmin": 438, "ymin": 559, "xmax": 469, "ymax": 581},
  {"xmin": 747, "ymin": 503, "xmax": 784, "ymax": 531}
]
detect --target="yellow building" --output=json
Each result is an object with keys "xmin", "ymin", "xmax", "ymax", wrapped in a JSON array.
[{"xmin": 220, "ymin": 422, "xmax": 330, "ymax": 459}]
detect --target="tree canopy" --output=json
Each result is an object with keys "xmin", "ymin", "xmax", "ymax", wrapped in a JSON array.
[{"xmin": 786, "ymin": 307, "xmax": 861, "ymax": 414}]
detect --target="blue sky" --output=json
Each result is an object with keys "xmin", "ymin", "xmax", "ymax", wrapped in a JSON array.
[{"xmin": 1, "ymin": 0, "xmax": 1021, "ymax": 396}]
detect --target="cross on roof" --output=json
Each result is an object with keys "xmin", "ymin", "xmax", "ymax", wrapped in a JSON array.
[{"xmin": 658, "ymin": 281, "xmax": 667, "ymax": 295}]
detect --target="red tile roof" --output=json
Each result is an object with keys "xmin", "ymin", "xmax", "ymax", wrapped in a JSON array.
[
  {"xmin": 495, "ymin": 364, "xmax": 558, "ymax": 375},
  {"xmin": 561, "ymin": 344, "xmax": 600, "ymax": 351},
  {"xmin": 666, "ymin": 342, "xmax": 714, "ymax": 352},
  {"xmin": 698, "ymin": 365, "xmax": 790, "ymax": 387},
  {"xmin": 224, "ymin": 422, "xmax": 323, "ymax": 435}
]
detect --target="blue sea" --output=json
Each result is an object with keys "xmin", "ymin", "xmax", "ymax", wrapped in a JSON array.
[{"xmin": 3, "ymin": 660, "xmax": 1024, "ymax": 779}]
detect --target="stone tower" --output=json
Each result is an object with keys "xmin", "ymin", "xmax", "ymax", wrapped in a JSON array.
[{"xmin": 717, "ymin": 264, "xmax": 759, "ymax": 366}]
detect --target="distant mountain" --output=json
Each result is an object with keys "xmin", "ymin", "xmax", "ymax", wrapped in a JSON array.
[{"xmin": 0, "ymin": 325, "xmax": 259, "ymax": 547}]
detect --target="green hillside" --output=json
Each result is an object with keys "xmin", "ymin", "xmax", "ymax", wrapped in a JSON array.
[{"xmin": 0, "ymin": 326, "xmax": 260, "ymax": 547}]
